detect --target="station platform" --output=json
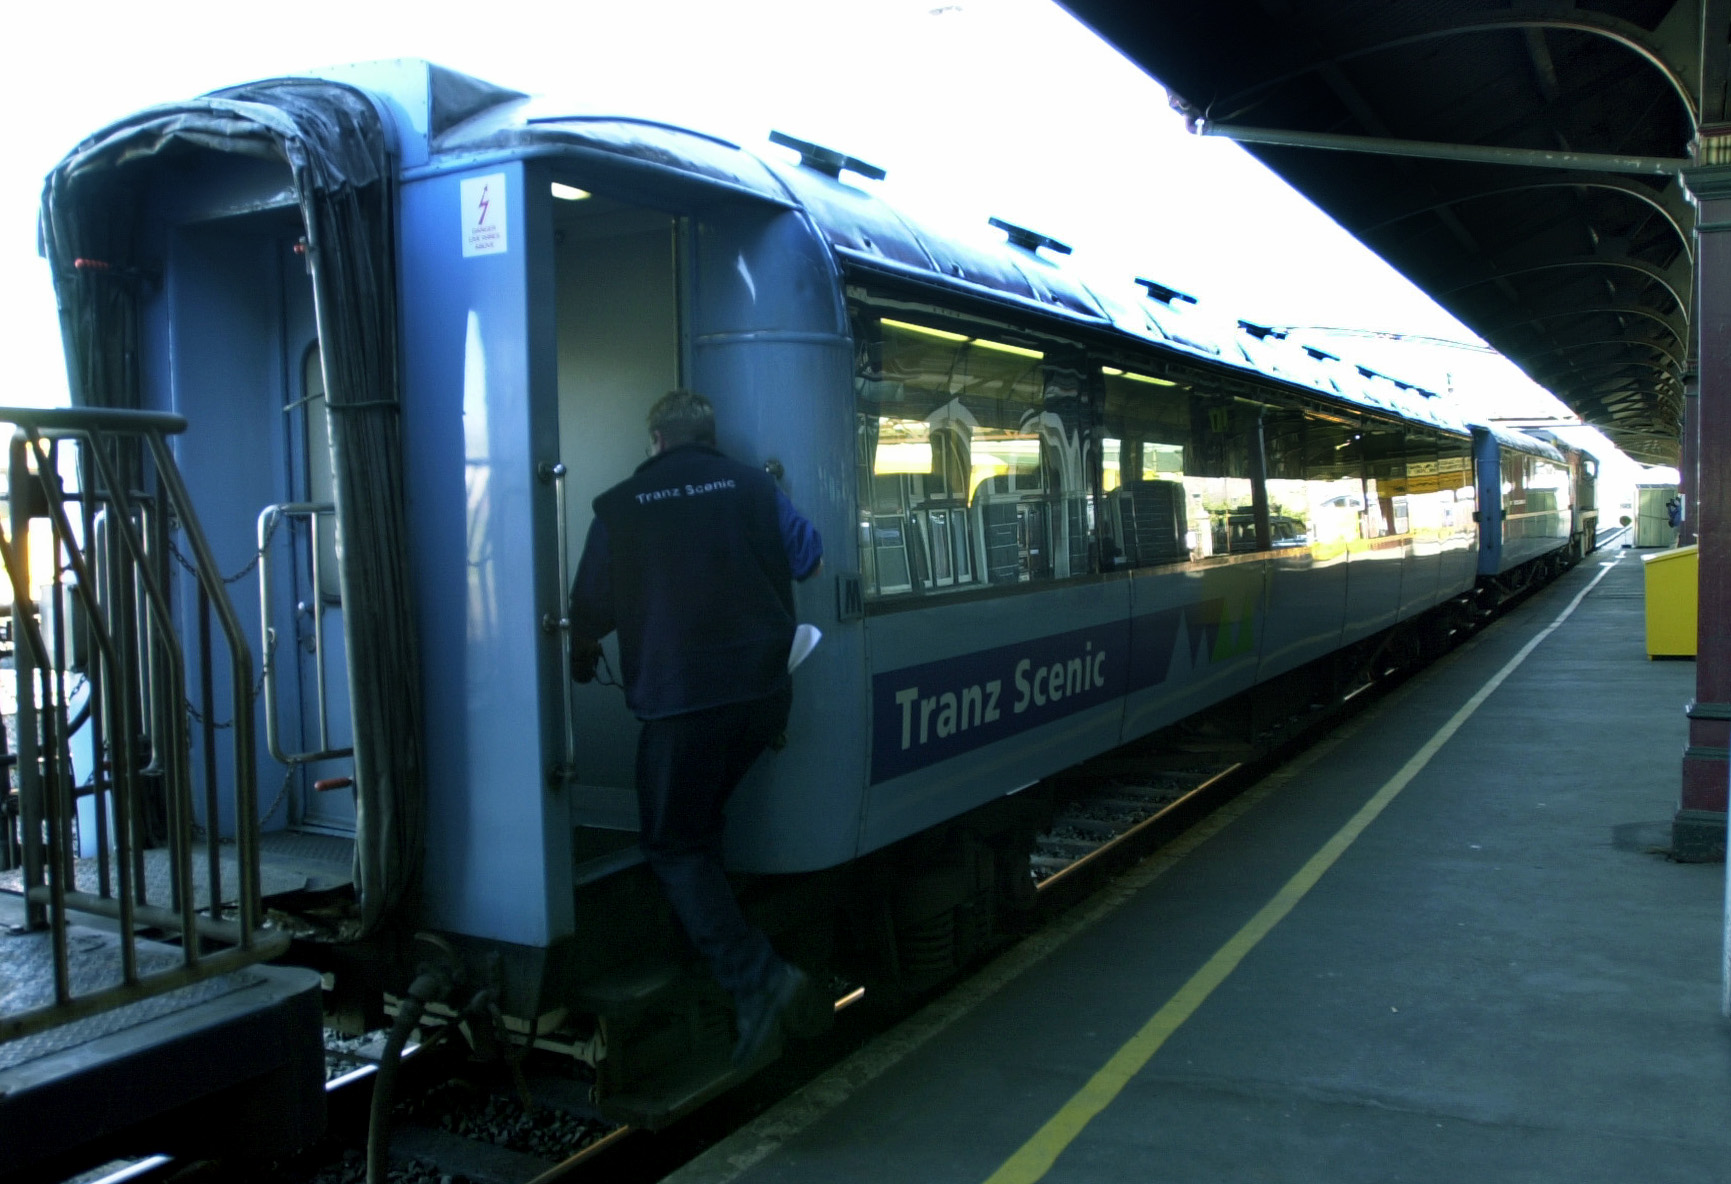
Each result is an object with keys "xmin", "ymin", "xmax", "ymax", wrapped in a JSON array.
[{"xmin": 668, "ymin": 550, "xmax": 1731, "ymax": 1183}]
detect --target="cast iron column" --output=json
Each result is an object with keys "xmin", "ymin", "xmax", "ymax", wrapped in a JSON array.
[
  {"xmin": 1680, "ymin": 132, "xmax": 1731, "ymax": 861},
  {"xmin": 1682, "ymin": 371, "xmax": 1699, "ymax": 547}
]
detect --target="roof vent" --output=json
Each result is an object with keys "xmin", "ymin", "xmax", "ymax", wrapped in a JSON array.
[
  {"xmin": 1303, "ymin": 346, "xmax": 1338, "ymax": 362},
  {"xmin": 769, "ymin": 131, "xmax": 886, "ymax": 181},
  {"xmin": 989, "ymin": 217, "xmax": 1072, "ymax": 256},
  {"xmin": 1135, "ymin": 278, "xmax": 1198, "ymax": 307},
  {"xmin": 1237, "ymin": 320, "xmax": 1287, "ymax": 340}
]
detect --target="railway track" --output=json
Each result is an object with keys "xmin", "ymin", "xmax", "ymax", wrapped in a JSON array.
[
  {"xmin": 1033, "ymin": 765, "xmax": 1240, "ymax": 892},
  {"xmin": 68, "ymin": 1039, "xmax": 625, "ymax": 1184},
  {"xmin": 312, "ymin": 1032, "xmax": 623, "ymax": 1184}
]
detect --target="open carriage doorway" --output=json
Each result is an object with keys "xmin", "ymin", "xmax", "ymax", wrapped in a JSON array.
[
  {"xmin": 554, "ymin": 191, "xmax": 681, "ymax": 827},
  {"xmin": 42, "ymin": 76, "xmax": 419, "ymax": 933},
  {"xmin": 153, "ymin": 207, "xmax": 359, "ymax": 845},
  {"xmin": 271, "ymin": 331, "xmax": 356, "ymax": 836}
]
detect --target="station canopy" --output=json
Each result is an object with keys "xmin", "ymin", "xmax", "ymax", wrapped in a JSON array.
[{"xmin": 1060, "ymin": 1, "xmax": 1717, "ymax": 466}]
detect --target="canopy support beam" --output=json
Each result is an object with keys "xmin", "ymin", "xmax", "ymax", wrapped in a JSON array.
[{"xmin": 1197, "ymin": 121, "xmax": 1690, "ymax": 176}]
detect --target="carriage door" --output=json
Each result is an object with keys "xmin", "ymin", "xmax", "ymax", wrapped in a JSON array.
[
  {"xmin": 555, "ymin": 197, "xmax": 680, "ymax": 817},
  {"xmin": 260, "ymin": 248, "xmax": 356, "ymax": 835}
]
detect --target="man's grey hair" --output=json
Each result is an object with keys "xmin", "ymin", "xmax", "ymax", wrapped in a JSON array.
[{"xmin": 648, "ymin": 389, "xmax": 716, "ymax": 448}]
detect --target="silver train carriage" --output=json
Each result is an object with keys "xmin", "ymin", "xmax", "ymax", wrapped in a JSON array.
[
  {"xmin": 1472, "ymin": 424, "xmax": 1579, "ymax": 586},
  {"xmin": 29, "ymin": 62, "xmax": 1587, "ymax": 1123}
]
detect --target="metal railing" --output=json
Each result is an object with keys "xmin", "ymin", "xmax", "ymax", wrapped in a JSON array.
[
  {"xmin": 538, "ymin": 461, "xmax": 577, "ymax": 783},
  {"xmin": 257, "ymin": 502, "xmax": 352, "ymax": 767},
  {"xmin": 0, "ymin": 406, "xmax": 287, "ymax": 1046}
]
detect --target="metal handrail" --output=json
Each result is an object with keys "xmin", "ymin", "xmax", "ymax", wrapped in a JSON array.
[
  {"xmin": 257, "ymin": 502, "xmax": 353, "ymax": 766},
  {"xmin": 0, "ymin": 405, "xmax": 284, "ymax": 1047},
  {"xmin": 538, "ymin": 462, "xmax": 577, "ymax": 782}
]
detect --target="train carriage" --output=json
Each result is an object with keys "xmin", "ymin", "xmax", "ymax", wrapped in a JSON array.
[
  {"xmin": 1472, "ymin": 425, "xmax": 1578, "ymax": 592},
  {"xmin": 12, "ymin": 61, "xmax": 1588, "ymax": 1130},
  {"xmin": 1523, "ymin": 429, "xmax": 1603, "ymax": 563}
]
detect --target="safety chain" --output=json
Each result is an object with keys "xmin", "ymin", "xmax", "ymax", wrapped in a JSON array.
[
  {"xmin": 183, "ymin": 631, "xmax": 273, "ymax": 731},
  {"xmin": 259, "ymin": 764, "xmax": 295, "ymax": 828},
  {"xmin": 166, "ymin": 538, "xmax": 260, "ymax": 586},
  {"xmin": 164, "ymin": 509, "xmax": 284, "ymax": 587},
  {"xmin": 169, "ymin": 512, "xmax": 286, "ymax": 730}
]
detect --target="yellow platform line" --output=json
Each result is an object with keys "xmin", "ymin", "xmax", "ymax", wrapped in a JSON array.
[{"xmin": 984, "ymin": 557, "xmax": 1621, "ymax": 1184}]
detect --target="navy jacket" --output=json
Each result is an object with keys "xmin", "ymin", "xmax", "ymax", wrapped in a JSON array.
[{"xmin": 569, "ymin": 444, "xmax": 822, "ymax": 719}]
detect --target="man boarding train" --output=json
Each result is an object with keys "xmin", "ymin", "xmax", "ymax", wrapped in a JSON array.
[{"xmin": 567, "ymin": 389, "xmax": 825, "ymax": 1065}]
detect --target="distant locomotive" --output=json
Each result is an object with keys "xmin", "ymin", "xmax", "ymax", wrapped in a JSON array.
[{"xmin": 22, "ymin": 62, "xmax": 1592, "ymax": 1128}]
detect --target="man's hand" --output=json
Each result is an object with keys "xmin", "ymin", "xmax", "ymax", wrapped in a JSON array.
[{"xmin": 570, "ymin": 637, "xmax": 604, "ymax": 684}]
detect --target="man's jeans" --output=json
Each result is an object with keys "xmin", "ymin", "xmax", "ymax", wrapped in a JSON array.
[{"xmin": 635, "ymin": 687, "xmax": 793, "ymax": 1002}]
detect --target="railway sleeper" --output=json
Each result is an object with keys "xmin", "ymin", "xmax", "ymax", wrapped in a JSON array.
[
  {"xmin": 1049, "ymin": 816, "xmax": 1128, "ymax": 839},
  {"xmin": 1093, "ymin": 784, "xmax": 1189, "ymax": 802},
  {"xmin": 1081, "ymin": 798, "xmax": 1175, "ymax": 817},
  {"xmin": 1037, "ymin": 837, "xmax": 1107, "ymax": 859},
  {"xmin": 1058, "ymin": 801, "xmax": 1147, "ymax": 822}
]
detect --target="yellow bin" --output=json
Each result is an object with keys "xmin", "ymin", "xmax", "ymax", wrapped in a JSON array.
[{"xmin": 1641, "ymin": 544, "xmax": 1698, "ymax": 658}]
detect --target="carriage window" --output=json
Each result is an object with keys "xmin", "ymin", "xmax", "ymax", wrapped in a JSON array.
[
  {"xmin": 1396, "ymin": 432, "xmax": 1441, "ymax": 543},
  {"xmin": 1529, "ymin": 455, "xmax": 1571, "ymax": 515},
  {"xmin": 1358, "ymin": 427, "xmax": 1408, "ymax": 539},
  {"xmin": 855, "ymin": 316, "xmax": 1090, "ymax": 600},
  {"xmin": 1302, "ymin": 414, "xmax": 1369, "ymax": 549},
  {"xmin": 1100, "ymin": 368, "xmax": 1261, "ymax": 565},
  {"xmin": 1262, "ymin": 409, "xmax": 1313, "ymax": 551},
  {"xmin": 1437, "ymin": 436, "xmax": 1476, "ymax": 544},
  {"xmin": 1499, "ymin": 447, "xmax": 1528, "ymax": 523},
  {"xmin": 1501, "ymin": 449, "xmax": 1531, "ymax": 538},
  {"xmin": 1506, "ymin": 451, "xmax": 1570, "ymax": 541}
]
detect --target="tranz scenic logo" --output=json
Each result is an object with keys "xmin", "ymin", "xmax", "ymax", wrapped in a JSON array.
[{"xmin": 870, "ymin": 597, "xmax": 1256, "ymax": 783}]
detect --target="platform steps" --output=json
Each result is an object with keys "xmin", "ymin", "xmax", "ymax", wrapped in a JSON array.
[{"xmin": 0, "ymin": 407, "xmax": 323, "ymax": 1182}]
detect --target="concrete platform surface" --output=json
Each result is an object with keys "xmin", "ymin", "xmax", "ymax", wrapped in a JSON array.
[{"xmin": 670, "ymin": 551, "xmax": 1731, "ymax": 1184}]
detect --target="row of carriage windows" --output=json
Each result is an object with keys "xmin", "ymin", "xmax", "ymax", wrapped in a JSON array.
[
  {"xmin": 1499, "ymin": 448, "xmax": 1573, "ymax": 542},
  {"xmin": 854, "ymin": 308, "xmax": 1572, "ymax": 604}
]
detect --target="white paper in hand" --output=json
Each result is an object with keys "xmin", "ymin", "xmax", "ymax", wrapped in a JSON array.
[{"xmin": 788, "ymin": 624, "xmax": 822, "ymax": 672}]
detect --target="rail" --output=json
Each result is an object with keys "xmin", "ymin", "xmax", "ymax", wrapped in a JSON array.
[
  {"xmin": 257, "ymin": 502, "xmax": 352, "ymax": 766},
  {"xmin": 0, "ymin": 405, "xmax": 286, "ymax": 1047},
  {"xmin": 539, "ymin": 461, "xmax": 576, "ymax": 783}
]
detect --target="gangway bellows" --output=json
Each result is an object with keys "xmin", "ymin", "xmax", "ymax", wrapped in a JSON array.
[{"xmin": 0, "ymin": 405, "xmax": 286, "ymax": 1047}]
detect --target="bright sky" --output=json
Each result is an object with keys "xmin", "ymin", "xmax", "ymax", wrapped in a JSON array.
[{"xmin": 3, "ymin": 0, "xmax": 1660, "ymax": 491}]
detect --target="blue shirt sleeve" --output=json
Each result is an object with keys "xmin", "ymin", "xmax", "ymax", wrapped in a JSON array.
[
  {"xmin": 776, "ymin": 490, "xmax": 823, "ymax": 581},
  {"xmin": 568, "ymin": 518, "xmax": 615, "ymax": 639}
]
